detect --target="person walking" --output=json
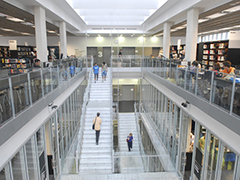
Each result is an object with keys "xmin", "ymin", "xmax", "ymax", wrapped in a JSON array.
[
  {"xmin": 93, "ymin": 63, "xmax": 99, "ymax": 83},
  {"xmin": 127, "ymin": 133, "xmax": 133, "ymax": 151},
  {"xmin": 102, "ymin": 62, "xmax": 108, "ymax": 82},
  {"xmin": 93, "ymin": 112, "xmax": 102, "ymax": 145}
]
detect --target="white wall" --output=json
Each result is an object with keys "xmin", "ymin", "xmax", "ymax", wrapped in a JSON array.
[{"xmin": 0, "ymin": 36, "xmax": 186, "ymax": 56}]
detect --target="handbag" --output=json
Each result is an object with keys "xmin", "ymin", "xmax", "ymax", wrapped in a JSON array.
[
  {"xmin": 92, "ymin": 117, "xmax": 96, "ymax": 130},
  {"xmin": 126, "ymin": 139, "xmax": 128, "ymax": 142}
]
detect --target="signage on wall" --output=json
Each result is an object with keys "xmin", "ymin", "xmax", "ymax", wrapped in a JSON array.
[
  {"xmin": 9, "ymin": 40, "xmax": 17, "ymax": 50},
  {"xmin": 98, "ymin": 51, "xmax": 103, "ymax": 57}
]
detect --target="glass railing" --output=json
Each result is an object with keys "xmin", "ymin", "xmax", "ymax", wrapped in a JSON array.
[
  {"xmin": 111, "ymin": 55, "xmax": 142, "ymax": 67},
  {"xmin": 75, "ymin": 57, "xmax": 93, "ymax": 173},
  {"xmin": 142, "ymin": 58, "xmax": 240, "ymax": 118},
  {"xmin": 113, "ymin": 155, "xmax": 172, "ymax": 173},
  {"xmin": 0, "ymin": 57, "xmax": 88, "ymax": 126}
]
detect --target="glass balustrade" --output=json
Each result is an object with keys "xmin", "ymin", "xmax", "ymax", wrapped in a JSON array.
[{"xmin": 0, "ymin": 58, "xmax": 86, "ymax": 126}]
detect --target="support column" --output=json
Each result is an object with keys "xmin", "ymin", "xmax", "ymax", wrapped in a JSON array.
[
  {"xmin": 59, "ymin": 21, "xmax": 67, "ymax": 59},
  {"xmin": 34, "ymin": 6, "xmax": 48, "ymax": 62},
  {"xmin": 185, "ymin": 8, "xmax": 199, "ymax": 62},
  {"xmin": 163, "ymin": 22, "xmax": 171, "ymax": 59}
]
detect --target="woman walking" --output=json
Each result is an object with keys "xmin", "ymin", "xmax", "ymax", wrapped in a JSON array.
[{"xmin": 127, "ymin": 133, "xmax": 133, "ymax": 152}]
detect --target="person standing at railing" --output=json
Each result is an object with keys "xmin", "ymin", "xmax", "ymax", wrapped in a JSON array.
[
  {"xmin": 93, "ymin": 63, "xmax": 99, "ymax": 83},
  {"xmin": 127, "ymin": 133, "xmax": 133, "ymax": 152},
  {"xmin": 93, "ymin": 112, "xmax": 102, "ymax": 145},
  {"xmin": 101, "ymin": 62, "xmax": 108, "ymax": 82},
  {"xmin": 118, "ymin": 49, "xmax": 122, "ymax": 67},
  {"xmin": 69, "ymin": 63, "xmax": 75, "ymax": 78}
]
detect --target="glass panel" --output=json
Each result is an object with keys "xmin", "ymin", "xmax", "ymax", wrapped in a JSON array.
[
  {"xmin": 205, "ymin": 134, "xmax": 219, "ymax": 180},
  {"xmin": 179, "ymin": 112, "xmax": 188, "ymax": 176},
  {"xmin": 0, "ymin": 165, "xmax": 9, "ymax": 180},
  {"xmin": 232, "ymin": 76, "xmax": 240, "ymax": 117},
  {"xmin": 11, "ymin": 150, "xmax": 24, "ymax": 180},
  {"xmin": 177, "ymin": 67, "xmax": 186, "ymax": 89},
  {"xmin": 25, "ymin": 136, "xmax": 39, "ymax": 180},
  {"xmin": 0, "ymin": 77, "xmax": 12, "ymax": 124},
  {"xmin": 42, "ymin": 68, "xmax": 51, "ymax": 96},
  {"xmin": 30, "ymin": 70, "xmax": 42, "ymax": 103},
  {"xmin": 11, "ymin": 74, "xmax": 29, "ymax": 116},
  {"xmin": 211, "ymin": 72, "xmax": 231, "ymax": 113},
  {"xmin": 220, "ymin": 146, "xmax": 236, "ymax": 180},
  {"xmin": 196, "ymin": 69, "xmax": 211, "ymax": 101},
  {"xmin": 51, "ymin": 66, "xmax": 59, "ymax": 90},
  {"xmin": 193, "ymin": 125, "xmax": 206, "ymax": 180}
]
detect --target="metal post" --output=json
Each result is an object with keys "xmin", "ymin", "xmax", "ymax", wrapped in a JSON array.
[
  {"xmin": 195, "ymin": 68, "xmax": 199, "ymax": 95},
  {"xmin": 209, "ymin": 71, "xmax": 214, "ymax": 104},
  {"xmin": 57, "ymin": 65, "xmax": 60, "ymax": 87},
  {"xmin": 184, "ymin": 67, "xmax": 187, "ymax": 90},
  {"xmin": 50, "ymin": 67, "xmax": 53, "ymax": 92},
  {"xmin": 230, "ymin": 76, "xmax": 236, "ymax": 115},
  {"xmin": 40, "ymin": 69, "xmax": 44, "ymax": 98},
  {"xmin": 8, "ymin": 77, "xmax": 15, "ymax": 118}
]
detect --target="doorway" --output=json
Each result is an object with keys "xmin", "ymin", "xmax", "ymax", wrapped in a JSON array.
[
  {"xmin": 103, "ymin": 47, "xmax": 111, "ymax": 65},
  {"xmin": 87, "ymin": 47, "xmax": 98, "ymax": 63}
]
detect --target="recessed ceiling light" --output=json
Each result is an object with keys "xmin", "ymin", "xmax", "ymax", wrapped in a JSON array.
[
  {"xmin": 0, "ymin": 13, "xmax": 7, "ymax": 17},
  {"xmin": 47, "ymin": 30, "xmax": 56, "ymax": 33},
  {"xmin": 1, "ymin": 28, "xmax": 14, "ymax": 32},
  {"xmin": 224, "ymin": 6, "xmax": 240, "ymax": 12},
  {"xmin": 6, "ymin": 16, "xmax": 24, "ymax": 22},
  {"xmin": 206, "ymin": 13, "xmax": 226, "ymax": 19},
  {"xmin": 21, "ymin": 32, "xmax": 31, "ymax": 35},
  {"xmin": 21, "ymin": 22, "xmax": 34, "ymax": 26}
]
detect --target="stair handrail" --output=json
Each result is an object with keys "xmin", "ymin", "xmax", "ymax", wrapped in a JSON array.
[
  {"xmin": 75, "ymin": 56, "xmax": 93, "ymax": 172},
  {"xmin": 134, "ymin": 102, "xmax": 145, "ymax": 156},
  {"xmin": 110, "ymin": 66, "xmax": 114, "ymax": 173}
]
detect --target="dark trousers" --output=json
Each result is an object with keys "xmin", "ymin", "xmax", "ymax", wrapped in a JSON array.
[
  {"xmin": 94, "ymin": 73, "xmax": 98, "ymax": 80},
  {"xmin": 95, "ymin": 130, "xmax": 100, "ymax": 143},
  {"xmin": 128, "ymin": 141, "xmax": 132, "ymax": 151}
]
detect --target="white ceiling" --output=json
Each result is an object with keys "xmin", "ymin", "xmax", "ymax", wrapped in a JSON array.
[{"xmin": 66, "ymin": 0, "xmax": 168, "ymax": 26}]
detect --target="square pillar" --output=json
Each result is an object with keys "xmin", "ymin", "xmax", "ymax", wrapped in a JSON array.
[
  {"xmin": 163, "ymin": 22, "xmax": 172, "ymax": 59},
  {"xmin": 34, "ymin": 6, "xmax": 48, "ymax": 62},
  {"xmin": 185, "ymin": 8, "xmax": 199, "ymax": 62},
  {"xmin": 59, "ymin": 21, "xmax": 67, "ymax": 59}
]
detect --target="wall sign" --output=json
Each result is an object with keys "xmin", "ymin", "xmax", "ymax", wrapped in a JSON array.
[
  {"xmin": 98, "ymin": 51, "xmax": 103, "ymax": 57},
  {"xmin": 9, "ymin": 40, "xmax": 17, "ymax": 50}
]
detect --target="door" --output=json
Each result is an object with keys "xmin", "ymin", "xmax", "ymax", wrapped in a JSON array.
[
  {"xmin": 152, "ymin": 47, "xmax": 160, "ymax": 57},
  {"xmin": 87, "ymin": 47, "xmax": 98, "ymax": 63},
  {"xmin": 122, "ymin": 47, "xmax": 135, "ymax": 56},
  {"xmin": 103, "ymin": 47, "xmax": 111, "ymax": 65}
]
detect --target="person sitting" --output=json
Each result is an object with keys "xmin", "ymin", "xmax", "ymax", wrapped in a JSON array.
[
  {"xmin": 213, "ymin": 62, "xmax": 222, "ymax": 77},
  {"xmin": 221, "ymin": 61, "xmax": 235, "ymax": 77}
]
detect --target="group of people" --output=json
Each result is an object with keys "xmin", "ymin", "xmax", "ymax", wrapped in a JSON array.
[
  {"xmin": 189, "ymin": 60, "xmax": 235, "ymax": 79},
  {"xmin": 93, "ymin": 62, "xmax": 108, "ymax": 83},
  {"xmin": 92, "ymin": 112, "xmax": 133, "ymax": 151}
]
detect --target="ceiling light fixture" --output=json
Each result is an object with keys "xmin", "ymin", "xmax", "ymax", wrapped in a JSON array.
[
  {"xmin": 47, "ymin": 30, "xmax": 56, "ymax": 33},
  {"xmin": 6, "ymin": 16, "xmax": 24, "ymax": 22},
  {"xmin": 21, "ymin": 22, "xmax": 34, "ymax": 26},
  {"xmin": 1, "ymin": 28, "xmax": 14, "ymax": 32},
  {"xmin": 0, "ymin": 12, "xmax": 7, "ymax": 17},
  {"xmin": 21, "ymin": 32, "xmax": 31, "ymax": 35}
]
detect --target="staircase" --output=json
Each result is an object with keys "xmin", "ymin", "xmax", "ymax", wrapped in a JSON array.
[
  {"xmin": 79, "ymin": 68, "xmax": 112, "ymax": 174},
  {"xmin": 118, "ymin": 113, "xmax": 144, "ymax": 173}
]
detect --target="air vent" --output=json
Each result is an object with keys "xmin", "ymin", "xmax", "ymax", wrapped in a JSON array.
[
  {"xmin": 115, "ymin": 28, "xmax": 125, "ymax": 30},
  {"xmin": 126, "ymin": 28, "xmax": 137, "ymax": 30},
  {"xmin": 92, "ymin": 28, "xmax": 102, "ymax": 30}
]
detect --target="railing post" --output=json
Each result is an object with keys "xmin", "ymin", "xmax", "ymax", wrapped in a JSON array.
[
  {"xmin": 8, "ymin": 77, "xmax": 15, "ymax": 118},
  {"xmin": 27, "ymin": 72, "xmax": 32, "ymax": 106},
  {"xmin": 50, "ymin": 67, "xmax": 53, "ymax": 92},
  {"xmin": 230, "ymin": 76, "xmax": 236, "ymax": 115},
  {"xmin": 40, "ymin": 69, "xmax": 44, "ymax": 98},
  {"xmin": 184, "ymin": 67, "xmax": 187, "ymax": 90},
  {"xmin": 209, "ymin": 71, "xmax": 215, "ymax": 104}
]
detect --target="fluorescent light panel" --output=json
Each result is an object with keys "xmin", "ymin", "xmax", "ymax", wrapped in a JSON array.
[{"xmin": 6, "ymin": 16, "xmax": 24, "ymax": 22}]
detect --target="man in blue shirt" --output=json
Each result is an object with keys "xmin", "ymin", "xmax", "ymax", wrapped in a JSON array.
[
  {"xmin": 69, "ymin": 64, "xmax": 75, "ymax": 78},
  {"xmin": 93, "ymin": 63, "xmax": 99, "ymax": 83}
]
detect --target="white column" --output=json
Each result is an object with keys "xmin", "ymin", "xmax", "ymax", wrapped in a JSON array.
[
  {"xmin": 185, "ymin": 8, "xmax": 199, "ymax": 62},
  {"xmin": 59, "ymin": 21, "xmax": 67, "ymax": 59},
  {"xmin": 34, "ymin": 6, "xmax": 48, "ymax": 62},
  {"xmin": 163, "ymin": 22, "xmax": 171, "ymax": 59}
]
